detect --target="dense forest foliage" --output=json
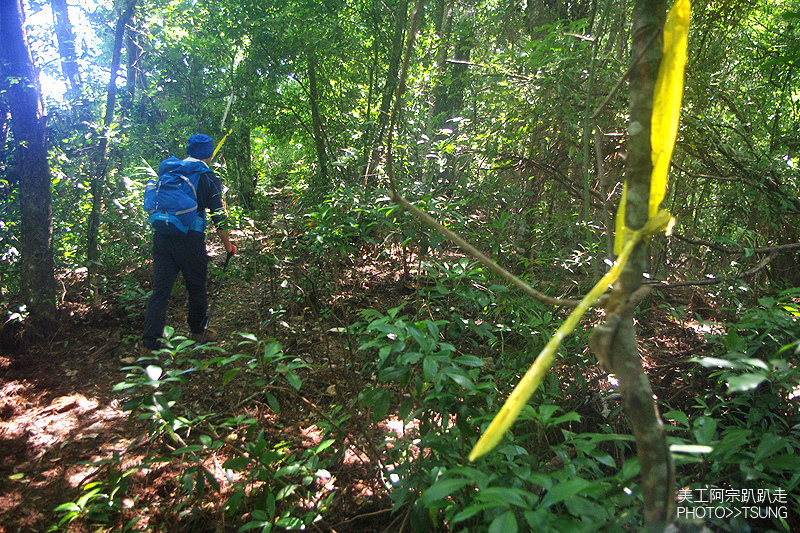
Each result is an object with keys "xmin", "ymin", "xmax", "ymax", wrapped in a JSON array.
[{"xmin": 1, "ymin": 0, "xmax": 799, "ymax": 531}]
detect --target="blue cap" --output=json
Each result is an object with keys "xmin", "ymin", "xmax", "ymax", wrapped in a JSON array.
[{"xmin": 186, "ymin": 134, "xmax": 214, "ymax": 159}]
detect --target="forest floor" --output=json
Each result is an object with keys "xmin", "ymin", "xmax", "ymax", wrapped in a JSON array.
[{"xmin": 0, "ymin": 229, "xmax": 723, "ymax": 533}]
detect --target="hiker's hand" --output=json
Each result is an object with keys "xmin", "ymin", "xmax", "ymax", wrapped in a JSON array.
[{"xmin": 226, "ymin": 242, "xmax": 236, "ymax": 256}]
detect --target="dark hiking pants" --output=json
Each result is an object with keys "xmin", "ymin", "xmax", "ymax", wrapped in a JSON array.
[{"xmin": 142, "ymin": 231, "xmax": 208, "ymax": 350}]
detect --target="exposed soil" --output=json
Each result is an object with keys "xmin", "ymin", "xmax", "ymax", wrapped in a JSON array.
[{"xmin": 0, "ymin": 232, "xmax": 418, "ymax": 533}]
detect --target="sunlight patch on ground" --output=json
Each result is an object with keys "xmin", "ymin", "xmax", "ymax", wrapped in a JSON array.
[
  {"xmin": 682, "ymin": 319, "xmax": 725, "ymax": 336},
  {"xmin": 0, "ymin": 388, "xmax": 127, "ymax": 483},
  {"xmin": 790, "ymin": 385, "xmax": 800, "ymax": 401},
  {"xmin": 4, "ymin": 393, "xmax": 98, "ymax": 457}
]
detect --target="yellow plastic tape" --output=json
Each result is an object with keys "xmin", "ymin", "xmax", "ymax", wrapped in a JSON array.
[
  {"xmin": 469, "ymin": 211, "xmax": 673, "ymax": 461},
  {"xmin": 470, "ymin": 0, "xmax": 690, "ymax": 461},
  {"xmin": 213, "ymin": 128, "xmax": 233, "ymax": 159},
  {"xmin": 650, "ymin": 0, "xmax": 691, "ymax": 217}
]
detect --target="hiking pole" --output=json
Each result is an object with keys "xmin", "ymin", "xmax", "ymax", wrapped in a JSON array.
[{"xmin": 200, "ymin": 251, "xmax": 233, "ymax": 343}]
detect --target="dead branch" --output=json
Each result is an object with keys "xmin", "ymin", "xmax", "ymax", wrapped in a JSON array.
[
  {"xmin": 671, "ymin": 233, "xmax": 800, "ymax": 256},
  {"xmin": 650, "ymin": 249, "xmax": 781, "ymax": 288}
]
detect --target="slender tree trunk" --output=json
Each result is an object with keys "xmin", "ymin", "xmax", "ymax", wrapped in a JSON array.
[
  {"xmin": 429, "ymin": 2, "xmax": 472, "ymax": 187},
  {"xmin": 86, "ymin": 2, "xmax": 135, "ymax": 299},
  {"xmin": 307, "ymin": 51, "xmax": 329, "ymax": 193},
  {"xmin": 125, "ymin": 11, "xmax": 143, "ymax": 103},
  {"xmin": 598, "ymin": 0, "xmax": 675, "ymax": 525},
  {"xmin": 235, "ymin": 124, "xmax": 255, "ymax": 210},
  {"xmin": 0, "ymin": 0, "xmax": 57, "ymax": 323},
  {"xmin": 50, "ymin": 0, "xmax": 81, "ymax": 99},
  {"xmin": 430, "ymin": 0, "xmax": 454, "ymax": 128},
  {"xmin": 364, "ymin": 0, "xmax": 408, "ymax": 185}
]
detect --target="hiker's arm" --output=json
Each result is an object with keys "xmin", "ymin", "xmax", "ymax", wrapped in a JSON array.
[
  {"xmin": 217, "ymin": 229, "xmax": 235, "ymax": 255},
  {"xmin": 200, "ymin": 171, "xmax": 234, "ymax": 254}
]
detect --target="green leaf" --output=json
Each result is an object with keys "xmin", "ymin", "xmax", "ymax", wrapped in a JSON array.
[
  {"xmin": 586, "ymin": 449, "xmax": 617, "ymax": 468},
  {"xmin": 454, "ymin": 355, "xmax": 484, "ymax": 367},
  {"xmin": 423, "ymin": 357, "xmax": 438, "ymax": 381},
  {"xmin": 223, "ymin": 456, "xmax": 251, "ymax": 470},
  {"xmin": 489, "ymin": 510, "xmax": 518, "ymax": 533},
  {"xmin": 54, "ymin": 502, "xmax": 81, "ymax": 512},
  {"xmin": 172, "ymin": 445, "xmax": 204, "ymax": 454},
  {"xmin": 398, "ymin": 396, "xmax": 414, "ymax": 421},
  {"xmin": 422, "ymin": 477, "xmax": 472, "ymax": 505},
  {"xmin": 537, "ymin": 404, "xmax": 560, "ymax": 424},
  {"xmin": 371, "ymin": 388, "xmax": 391, "ymax": 422},
  {"xmin": 759, "ymin": 454, "xmax": 800, "ymax": 470},
  {"xmin": 443, "ymin": 368, "xmax": 474, "ymax": 390},
  {"xmin": 541, "ymin": 478, "xmax": 589, "ymax": 508},
  {"xmin": 284, "ymin": 372, "xmax": 302, "ymax": 390},
  {"xmin": 691, "ymin": 357, "xmax": 740, "ymax": 369},
  {"xmin": 222, "ymin": 368, "xmax": 241, "ymax": 385},
  {"xmin": 477, "ymin": 487, "xmax": 529, "ymax": 509},
  {"xmin": 727, "ymin": 373, "xmax": 767, "ymax": 393},
  {"xmin": 238, "ymin": 520, "xmax": 270, "ymax": 532},
  {"xmin": 664, "ymin": 410, "xmax": 690, "ymax": 427},
  {"xmin": 693, "ymin": 416, "xmax": 717, "ymax": 445},
  {"xmin": 263, "ymin": 341, "xmax": 283, "ymax": 360},
  {"xmin": 146, "ymin": 365, "xmax": 163, "ymax": 381},
  {"xmin": 251, "ymin": 510, "xmax": 270, "ymax": 521},
  {"xmin": 550, "ymin": 411, "xmax": 581, "ymax": 426},
  {"xmin": 754, "ymin": 434, "xmax": 786, "ymax": 464},
  {"xmin": 265, "ymin": 392, "xmax": 280, "ymax": 414},
  {"xmin": 451, "ymin": 503, "xmax": 496, "ymax": 523}
]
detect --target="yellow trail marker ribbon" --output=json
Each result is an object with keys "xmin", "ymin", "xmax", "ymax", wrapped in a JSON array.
[
  {"xmin": 650, "ymin": 0, "xmax": 691, "ymax": 218},
  {"xmin": 469, "ymin": 0, "xmax": 689, "ymax": 462},
  {"xmin": 213, "ymin": 128, "xmax": 233, "ymax": 160},
  {"xmin": 469, "ymin": 211, "xmax": 673, "ymax": 461}
]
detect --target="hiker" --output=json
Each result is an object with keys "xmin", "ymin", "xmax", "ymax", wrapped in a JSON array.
[{"xmin": 140, "ymin": 134, "xmax": 236, "ymax": 356}]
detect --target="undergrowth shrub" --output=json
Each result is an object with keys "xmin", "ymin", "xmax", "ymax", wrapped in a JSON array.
[
  {"xmin": 52, "ymin": 329, "xmax": 334, "ymax": 532},
  {"xmin": 350, "ymin": 250, "xmax": 645, "ymax": 533},
  {"xmin": 668, "ymin": 287, "xmax": 800, "ymax": 532}
]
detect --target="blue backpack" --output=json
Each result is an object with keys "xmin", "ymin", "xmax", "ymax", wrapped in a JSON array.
[{"xmin": 143, "ymin": 156, "xmax": 208, "ymax": 235}]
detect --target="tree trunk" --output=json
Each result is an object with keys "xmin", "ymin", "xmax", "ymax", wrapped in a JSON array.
[
  {"xmin": 430, "ymin": 8, "xmax": 472, "ymax": 187},
  {"xmin": 307, "ymin": 51, "xmax": 329, "ymax": 193},
  {"xmin": 363, "ymin": 0, "xmax": 408, "ymax": 185},
  {"xmin": 124, "ymin": 10, "xmax": 144, "ymax": 111},
  {"xmin": 50, "ymin": 0, "xmax": 82, "ymax": 99},
  {"xmin": 234, "ymin": 124, "xmax": 255, "ymax": 210},
  {"xmin": 0, "ymin": 0, "xmax": 57, "ymax": 323},
  {"xmin": 87, "ymin": 2, "xmax": 136, "ymax": 298},
  {"xmin": 597, "ymin": 0, "xmax": 675, "ymax": 525}
]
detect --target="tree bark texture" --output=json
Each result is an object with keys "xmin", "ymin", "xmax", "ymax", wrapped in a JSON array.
[
  {"xmin": 601, "ymin": 0, "xmax": 675, "ymax": 525},
  {"xmin": 0, "ymin": 0, "xmax": 57, "ymax": 321}
]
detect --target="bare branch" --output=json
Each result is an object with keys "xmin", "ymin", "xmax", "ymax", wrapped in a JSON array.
[
  {"xmin": 671, "ymin": 233, "xmax": 800, "ymax": 255},
  {"xmin": 389, "ymin": 191, "xmax": 588, "ymax": 308},
  {"xmin": 651, "ymin": 249, "xmax": 782, "ymax": 289}
]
